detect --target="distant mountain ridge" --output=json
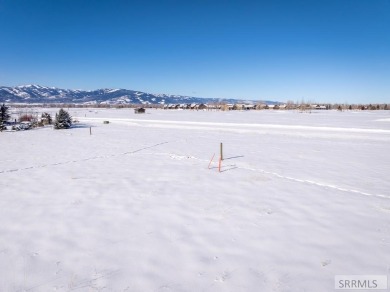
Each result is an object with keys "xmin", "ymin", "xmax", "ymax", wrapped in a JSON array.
[{"xmin": 0, "ymin": 84, "xmax": 278, "ymax": 105}]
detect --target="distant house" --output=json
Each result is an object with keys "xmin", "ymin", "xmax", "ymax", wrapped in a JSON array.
[
  {"xmin": 207, "ymin": 104, "xmax": 220, "ymax": 110},
  {"xmin": 163, "ymin": 104, "xmax": 175, "ymax": 109},
  {"xmin": 286, "ymin": 103, "xmax": 297, "ymax": 110},
  {"xmin": 243, "ymin": 104, "xmax": 256, "ymax": 110},
  {"xmin": 233, "ymin": 104, "xmax": 244, "ymax": 110},
  {"xmin": 311, "ymin": 104, "xmax": 327, "ymax": 110},
  {"xmin": 225, "ymin": 104, "xmax": 234, "ymax": 111},
  {"xmin": 134, "ymin": 108, "xmax": 146, "ymax": 114},
  {"xmin": 197, "ymin": 103, "xmax": 207, "ymax": 110},
  {"xmin": 220, "ymin": 105, "xmax": 227, "ymax": 111}
]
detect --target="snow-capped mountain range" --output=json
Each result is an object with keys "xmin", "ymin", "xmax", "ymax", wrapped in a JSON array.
[{"xmin": 0, "ymin": 85, "xmax": 277, "ymax": 105}]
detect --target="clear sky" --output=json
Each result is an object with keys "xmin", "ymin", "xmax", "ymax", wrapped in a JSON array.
[{"xmin": 0, "ymin": 0, "xmax": 389, "ymax": 103}]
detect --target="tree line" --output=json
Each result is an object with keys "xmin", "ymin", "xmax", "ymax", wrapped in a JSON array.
[{"xmin": 0, "ymin": 104, "xmax": 72, "ymax": 131}]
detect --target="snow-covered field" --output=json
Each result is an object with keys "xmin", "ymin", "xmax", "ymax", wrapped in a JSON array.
[{"xmin": 1, "ymin": 108, "xmax": 390, "ymax": 291}]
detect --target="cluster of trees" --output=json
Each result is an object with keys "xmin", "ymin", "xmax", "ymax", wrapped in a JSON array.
[
  {"xmin": 330, "ymin": 104, "xmax": 389, "ymax": 111},
  {"xmin": 0, "ymin": 104, "xmax": 72, "ymax": 131}
]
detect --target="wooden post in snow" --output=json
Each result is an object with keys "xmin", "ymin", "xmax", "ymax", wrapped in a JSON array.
[
  {"xmin": 89, "ymin": 127, "xmax": 92, "ymax": 135},
  {"xmin": 220, "ymin": 142, "xmax": 223, "ymax": 161}
]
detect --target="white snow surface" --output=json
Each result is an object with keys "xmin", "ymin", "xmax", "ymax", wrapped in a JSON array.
[{"xmin": 1, "ymin": 109, "xmax": 390, "ymax": 291}]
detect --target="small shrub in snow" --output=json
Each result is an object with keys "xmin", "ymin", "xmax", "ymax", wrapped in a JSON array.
[
  {"xmin": 54, "ymin": 108, "xmax": 72, "ymax": 129},
  {"xmin": 41, "ymin": 112, "xmax": 52, "ymax": 125},
  {"xmin": 19, "ymin": 114, "xmax": 35, "ymax": 122}
]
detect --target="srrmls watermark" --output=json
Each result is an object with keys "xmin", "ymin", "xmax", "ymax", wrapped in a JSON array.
[{"xmin": 335, "ymin": 275, "xmax": 388, "ymax": 290}]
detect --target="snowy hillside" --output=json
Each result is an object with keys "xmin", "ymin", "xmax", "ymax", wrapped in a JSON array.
[
  {"xmin": 0, "ymin": 109, "xmax": 389, "ymax": 291},
  {"xmin": 0, "ymin": 85, "xmax": 273, "ymax": 105}
]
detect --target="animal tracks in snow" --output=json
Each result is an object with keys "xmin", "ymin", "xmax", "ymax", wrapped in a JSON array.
[
  {"xmin": 169, "ymin": 154, "xmax": 196, "ymax": 160},
  {"xmin": 238, "ymin": 165, "xmax": 390, "ymax": 200},
  {"xmin": 0, "ymin": 141, "xmax": 170, "ymax": 175}
]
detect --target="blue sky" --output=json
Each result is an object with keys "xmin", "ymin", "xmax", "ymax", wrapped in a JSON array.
[{"xmin": 0, "ymin": 0, "xmax": 389, "ymax": 103}]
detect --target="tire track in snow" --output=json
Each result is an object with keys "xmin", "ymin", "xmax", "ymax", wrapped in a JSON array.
[
  {"xmin": 81, "ymin": 117, "xmax": 390, "ymax": 135},
  {"xmin": 0, "ymin": 141, "xmax": 169, "ymax": 175}
]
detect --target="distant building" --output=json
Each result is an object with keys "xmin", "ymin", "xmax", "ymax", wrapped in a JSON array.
[
  {"xmin": 134, "ymin": 108, "xmax": 146, "ymax": 114},
  {"xmin": 310, "ymin": 104, "xmax": 327, "ymax": 110},
  {"xmin": 243, "ymin": 104, "xmax": 256, "ymax": 110},
  {"xmin": 233, "ymin": 104, "xmax": 244, "ymax": 110},
  {"xmin": 197, "ymin": 104, "xmax": 207, "ymax": 110}
]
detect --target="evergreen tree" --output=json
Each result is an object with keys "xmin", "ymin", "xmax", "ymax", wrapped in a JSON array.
[
  {"xmin": 0, "ymin": 103, "xmax": 10, "ymax": 130},
  {"xmin": 54, "ymin": 108, "xmax": 72, "ymax": 129}
]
